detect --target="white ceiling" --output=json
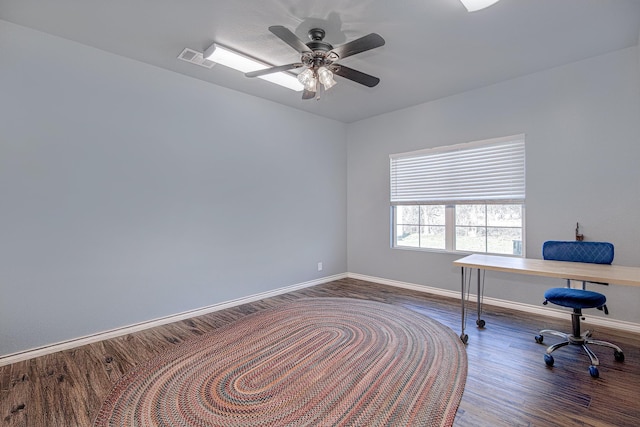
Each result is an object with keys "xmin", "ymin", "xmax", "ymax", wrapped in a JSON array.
[{"xmin": 2, "ymin": 0, "xmax": 640, "ymax": 123}]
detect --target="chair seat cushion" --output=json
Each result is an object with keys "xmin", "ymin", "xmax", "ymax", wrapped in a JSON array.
[{"xmin": 544, "ymin": 287, "xmax": 606, "ymax": 309}]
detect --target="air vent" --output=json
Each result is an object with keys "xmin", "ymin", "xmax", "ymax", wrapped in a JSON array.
[{"xmin": 177, "ymin": 48, "xmax": 215, "ymax": 69}]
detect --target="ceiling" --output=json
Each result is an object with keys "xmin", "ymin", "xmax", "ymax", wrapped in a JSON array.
[{"xmin": 2, "ymin": 0, "xmax": 640, "ymax": 123}]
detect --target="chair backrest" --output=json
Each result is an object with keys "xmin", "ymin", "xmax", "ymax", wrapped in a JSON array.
[{"xmin": 542, "ymin": 241, "xmax": 614, "ymax": 265}]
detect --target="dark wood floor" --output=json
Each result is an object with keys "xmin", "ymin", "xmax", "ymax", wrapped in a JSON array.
[{"xmin": 2, "ymin": 278, "xmax": 639, "ymax": 426}]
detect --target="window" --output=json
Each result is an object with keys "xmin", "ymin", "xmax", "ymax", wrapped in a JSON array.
[
  {"xmin": 390, "ymin": 135, "xmax": 525, "ymax": 256},
  {"xmin": 395, "ymin": 205, "xmax": 447, "ymax": 249}
]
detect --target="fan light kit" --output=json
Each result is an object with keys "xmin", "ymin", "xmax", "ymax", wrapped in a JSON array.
[
  {"xmin": 297, "ymin": 66, "xmax": 336, "ymax": 92},
  {"xmin": 203, "ymin": 43, "xmax": 303, "ymax": 91},
  {"xmin": 459, "ymin": 0, "xmax": 501, "ymax": 12},
  {"xmin": 245, "ymin": 26, "xmax": 385, "ymax": 100}
]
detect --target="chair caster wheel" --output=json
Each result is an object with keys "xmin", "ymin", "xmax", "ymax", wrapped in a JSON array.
[
  {"xmin": 460, "ymin": 334, "xmax": 468, "ymax": 344},
  {"xmin": 544, "ymin": 354, "xmax": 554, "ymax": 367},
  {"xmin": 589, "ymin": 366, "xmax": 599, "ymax": 378},
  {"xmin": 476, "ymin": 319, "xmax": 485, "ymax": 328},
  {"xmin": 614, "ymin": 350, "xmax": 625, "ymax": 362},
  {"xmin": 535, "ymin": 334, "xmax": 544, "ymax": 344}
]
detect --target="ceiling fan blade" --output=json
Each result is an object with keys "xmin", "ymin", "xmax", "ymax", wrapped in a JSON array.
[
  {"xmin": 245, "ymin": 63, "xmax": 303, "ymax": 78},
  {"xmin": 302, "ymin": 88, "xmax": 316, "ymax": 100},
  {"xmin": 332, "ymin": 65, "xmax": 380, "ymax": 87},
  {"xmin": 269, "ymin": 26, "xmax": 312, "ymax": 54},
  {"xmin": 328, "ymin": 33, "xmax": 385, "ymax": 60}
]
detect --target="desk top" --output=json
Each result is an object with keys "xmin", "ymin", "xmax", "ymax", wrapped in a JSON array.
[{"xmin": 453, "ymin": 254, "xmax": 640, "ymax": 287}]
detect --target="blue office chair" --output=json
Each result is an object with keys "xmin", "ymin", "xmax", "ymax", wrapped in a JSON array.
[{"xmin": 534, "ymin": 241, "xmax": 624, "ymax": 378}]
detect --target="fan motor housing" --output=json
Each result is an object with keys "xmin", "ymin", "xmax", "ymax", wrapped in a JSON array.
[{"xmin": 306, "ymin": 28, "xmax": 333, "ymax": 52}]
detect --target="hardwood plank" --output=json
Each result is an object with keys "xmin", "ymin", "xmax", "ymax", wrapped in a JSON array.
[{"xmin": 1, "ymin": 278, "xmax": 639, "ymax": 426}]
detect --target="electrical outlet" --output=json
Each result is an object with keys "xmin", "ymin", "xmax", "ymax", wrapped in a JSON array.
[{"xmin": 317, "ymin": 262, "xmax": 323, "ymax": 271}]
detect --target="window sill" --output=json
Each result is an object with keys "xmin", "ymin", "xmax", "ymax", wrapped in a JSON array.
[{"xmin": 392, "ymin": 245, "xmax": 525, "ymax": 258}]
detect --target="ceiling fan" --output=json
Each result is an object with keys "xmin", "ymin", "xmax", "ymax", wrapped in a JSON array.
[{"xmin": 245, "ymin": 26, "xmax": 385, "ymax": 100}]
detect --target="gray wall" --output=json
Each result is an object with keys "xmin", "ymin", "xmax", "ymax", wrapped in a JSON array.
[
  {"xmin": 0, "ymin": 21, "xmax": 347, "ymax": 356},
  {"xmin": 347, "ymin": 45, "xmax": 640, "ymax": 324}
]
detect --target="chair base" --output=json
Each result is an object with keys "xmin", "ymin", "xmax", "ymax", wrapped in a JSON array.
[
  {"xmin": 534, "ymin": 310, "xmax": 624, "ymax": 378},
  {"xmin": 537, "ymin": 328, "xmax": 623, "ymax": 363}
]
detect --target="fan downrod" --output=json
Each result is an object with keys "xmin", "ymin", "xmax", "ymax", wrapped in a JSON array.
[{"xmin": 308, "ymin": 28, "xmax": 325, "ymax": 41}]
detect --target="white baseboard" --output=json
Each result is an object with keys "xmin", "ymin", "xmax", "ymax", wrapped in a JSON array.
[
  {"xmin": 0, "ymin": 273, "xmax": 347, "ymax": 367},
  {"xmin": 347, "ymin": 272, "xmax": 640, "ymax": 334}
]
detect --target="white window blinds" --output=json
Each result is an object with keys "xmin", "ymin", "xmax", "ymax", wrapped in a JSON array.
[{"xmin": 390, "ymin": 135, "xmax": 525, "ymax": 205}]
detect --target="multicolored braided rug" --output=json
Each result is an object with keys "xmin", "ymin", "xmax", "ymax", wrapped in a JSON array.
[{"xmin": 94, "ymin": 297, "xmax": 467, "ymax": 426}]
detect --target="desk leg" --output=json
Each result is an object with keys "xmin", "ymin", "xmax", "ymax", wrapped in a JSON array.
[
  {"xmin": 461, "ymin": 267, "xmax": 486, "ymax": 344},
  {"xmin": 476, "ymin": 268, "xmax": 486, "ymax": 328},
  {"xmin": 460, "ymin": 267, "xmax": 468, "ymax": 344}
]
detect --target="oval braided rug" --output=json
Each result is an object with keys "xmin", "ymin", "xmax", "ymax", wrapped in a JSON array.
[{"xmin": 94, "ymin": 297, "xmax": 467, "ymax": 426}]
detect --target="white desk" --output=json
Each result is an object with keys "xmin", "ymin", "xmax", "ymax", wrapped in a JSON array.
[{"xmin": 453, "ymin": 254, "xmax": 640, "ymax": 343}]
